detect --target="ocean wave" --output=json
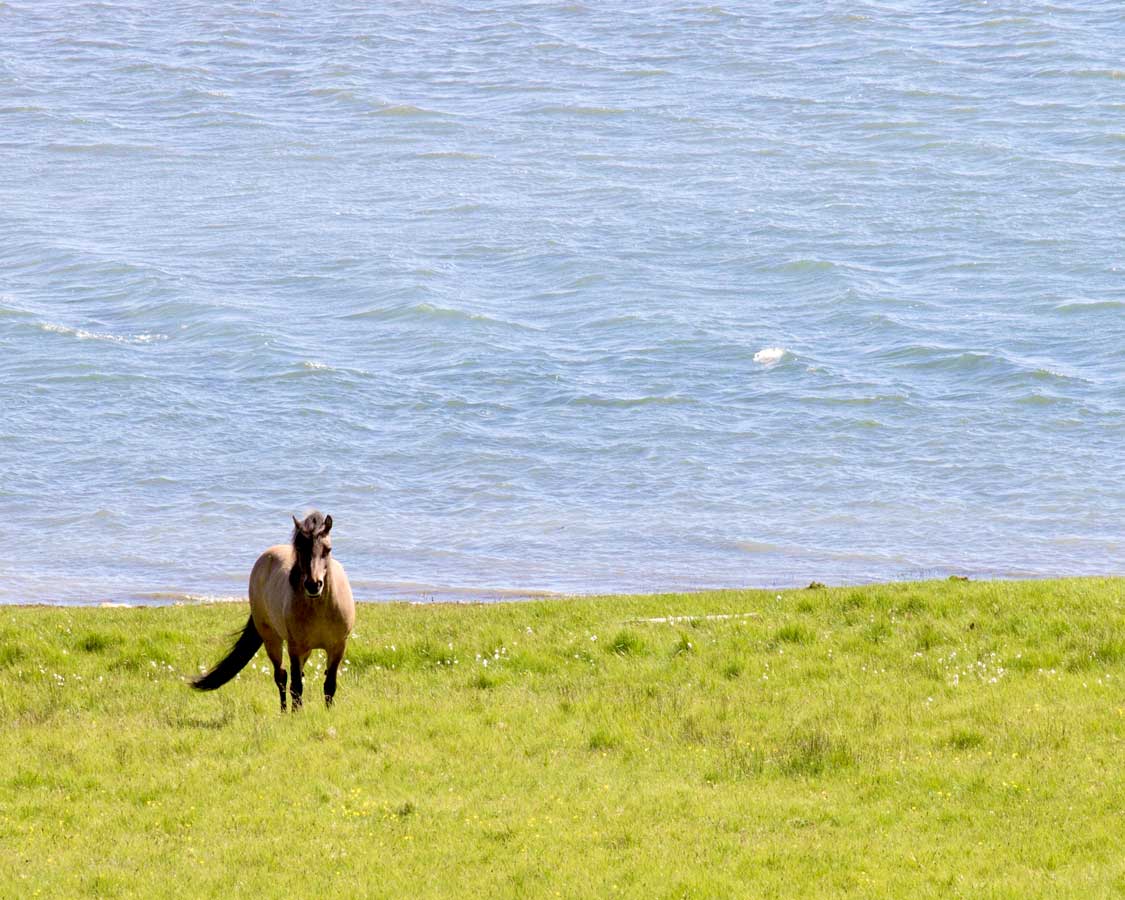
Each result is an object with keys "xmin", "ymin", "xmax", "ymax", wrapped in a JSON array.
[
  {"xmin": 253, "ymin": 360, "xmax": 372, "ymax": 380},
  {"xmin": 307, "ymin": 86, "xmax": 360, "ymax": 101},
  {"xmin": 798, "ymin": 393, "xmax": 911, "ymax": 408},
  {"xmin": 0, "ymin": 296, "xmax": 33, "ymax": 318},
  {"xmin": 45, "ymin": 141, "xmax": 164, "ymax": 155},
  {"xmin": 735, "ymin": 540, "xmax": 912, "ymax": 566},
  {"xmin": 1048, "ymin": 68, "xmax": 1125, "ymax": 80},
  {"xmin": 531, "ymin": 104, "xmax": 630, "ymax": 117},
  {"xmin": 1013, "ymin": 392, "xmax": 1069, "ymax": 407},
  {"xmin": 1054, "ymin": 299, "xmax": 1125, "ymax": 312},
  {"xmin": 768, "ymin": 258, "xmax": 838, "ymax": 273},
  {"xmin": 371, "ymin": 102, "xmax": 456, "ymax": 118},
  {"xmin": 873, "ymin": 345, "xmax": 1088, "ymax": 385},
  {"xmin": 132, "ymin": 592, "xmax": 247, "ymax": 605},
  {"xmin": 347, "ymin": 579, "xmax": 559, "ymax": 602},
  {"xmin": 562, "ymin": 393, "xmax": 695, "ymax": 409},
  {"xmin": 40, "ymin": 323, "xmax": 167, "ymax": 345},
  {"xmin": 341, "ymin": 302, "xmax": 540, "ymax": 332},
  {"xmin": 753, "ymin": 347, "xmax": 788, "ymax": 365},
  {"xmin": 297, "ymin": 360, "xmax": 373, "ymax": 377},
  {"xmin": 416, "ymin": 202, "xmax": 486, "ymax": 216},
  {"xmin": 415, "ymin": 150, "xmax": 490, "ymax": 160}
]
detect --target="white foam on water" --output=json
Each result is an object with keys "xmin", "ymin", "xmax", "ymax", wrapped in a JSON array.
[
  {"xmin": 41, "ymin": 322, "xmax": 167, "ymax": 344},
  {"xmin": 182, "ymin": 594, "xmax": 247, "ymax": 605},
  {"xmin": 753, "ymin": 346, "xmax": 787, "ymax": 365},
  {"xmin": 125, "ymin": 592, "xmax": 248, "ymax": 606}
]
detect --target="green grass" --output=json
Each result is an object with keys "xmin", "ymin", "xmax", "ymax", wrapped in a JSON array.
[{"xmin": 1, "ymin": 577, "xmax": 1123, "ymax": 898}]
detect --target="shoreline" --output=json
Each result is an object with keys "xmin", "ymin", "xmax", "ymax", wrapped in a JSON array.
[{"xmin": 3, "ymin": 572, "xmax": 1122, "ymax": 610}]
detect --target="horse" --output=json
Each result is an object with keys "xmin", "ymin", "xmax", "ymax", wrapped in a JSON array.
[{"xmin": 192, "ymin": 511, "xmax": 355, "ymax": 711}]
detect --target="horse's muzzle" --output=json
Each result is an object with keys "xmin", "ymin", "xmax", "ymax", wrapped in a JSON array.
[{"xmin": 304, "ymin": 579, "xmax": 324, "ymax": 597}]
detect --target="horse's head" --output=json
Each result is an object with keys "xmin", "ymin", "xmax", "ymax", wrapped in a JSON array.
[{"xmin": 290, "ymin": 511, "xmax": 333, "ymax": 598}]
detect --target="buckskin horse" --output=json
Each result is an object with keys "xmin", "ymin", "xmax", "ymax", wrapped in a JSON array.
[{"xmin": 192, "ymin": 511, "xmax": 355, "ymax": 710}]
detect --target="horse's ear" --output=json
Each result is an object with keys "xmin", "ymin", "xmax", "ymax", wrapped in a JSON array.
[
  {"xmin": 322, "ymin": 514, "xmax": 332, "ymax": 535},
  {"xmin": 292, "ymin": 514, "xmax": 303, "ymax": 534}
]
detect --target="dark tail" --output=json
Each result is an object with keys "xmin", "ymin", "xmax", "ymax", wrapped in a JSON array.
[{"xmin": 191, "ymin": 615, "xmax": 262, "ymax": 691}]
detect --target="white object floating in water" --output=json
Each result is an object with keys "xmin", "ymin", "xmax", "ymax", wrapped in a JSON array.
[{"xmin": 753, "ymin": 346, "xmax": 786, "ymax": 365}]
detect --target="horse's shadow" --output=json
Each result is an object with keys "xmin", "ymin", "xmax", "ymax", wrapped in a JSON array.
[{"xmin": 166, "ymin": 710, "xmax": 233, "ymax": 730}]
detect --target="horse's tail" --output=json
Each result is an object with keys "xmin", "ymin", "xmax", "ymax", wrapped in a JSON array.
[{"xmin": 191, "ymin": 615, "xmax": 262, "ymax": 692}]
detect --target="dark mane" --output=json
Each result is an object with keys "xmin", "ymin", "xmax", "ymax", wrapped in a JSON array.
[{"xmin": 292, "ymin": 511, "xmax": 326, "ymax": 548}]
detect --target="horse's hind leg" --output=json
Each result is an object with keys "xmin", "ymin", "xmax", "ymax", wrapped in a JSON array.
[
  {"xmin": 288, "ymin": 646, "xmax": 309, "ymax": 711},
  {"xmin": 263, "ymin": 635, "xmax": 287, "ymax": 712},
  {"xmin": 324, "ymin": 643, "xmax": 346, "ymax": 708}
]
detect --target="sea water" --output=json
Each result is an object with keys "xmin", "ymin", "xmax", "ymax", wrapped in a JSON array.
[{"xmin": 2, "ymin": 1, "xmax": 1123, "ymax": 604}]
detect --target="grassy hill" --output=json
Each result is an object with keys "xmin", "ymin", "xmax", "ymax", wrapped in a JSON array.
[{"xmin": 1, "ymin": 578, "xmax": 1122, "ymax": 897}]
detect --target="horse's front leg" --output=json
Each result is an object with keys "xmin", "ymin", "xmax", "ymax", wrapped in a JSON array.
[
  {"xmin": 288, "ymin": 647, "xmax": 309, "ymax": 711},
  {"xmin": 263, "ymin": 637, "xmax": 287, "ymax": 712},
  {"xmin": 324, "ymin": 644, "xmax": 346, "ymax": 708}
]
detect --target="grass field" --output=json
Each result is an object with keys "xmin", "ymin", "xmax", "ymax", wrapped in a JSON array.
[{"xmin": 0, "ymin": 578, "xmax": 1122, "ymax": 898}]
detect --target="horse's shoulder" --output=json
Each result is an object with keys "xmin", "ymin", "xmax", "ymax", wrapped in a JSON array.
[
  {"xmin": 329, "ymin": 557, "xmax": 351, "ymax": 586},
  {"xmin": 250, "ymin": 544, "xmax": 294, "ymax": 580},
  {"xmin": 261, "ymin": 544, "xmax": 294, "ymax": 563},
  {"xmin": 329, "ymin": 559, "xmax": 354, "ymax": 612}
]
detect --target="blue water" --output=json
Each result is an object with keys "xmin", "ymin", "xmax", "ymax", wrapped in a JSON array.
[{"xmin": 2, "ymin": 1, "xmax": 1124, "ymax": 605}]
